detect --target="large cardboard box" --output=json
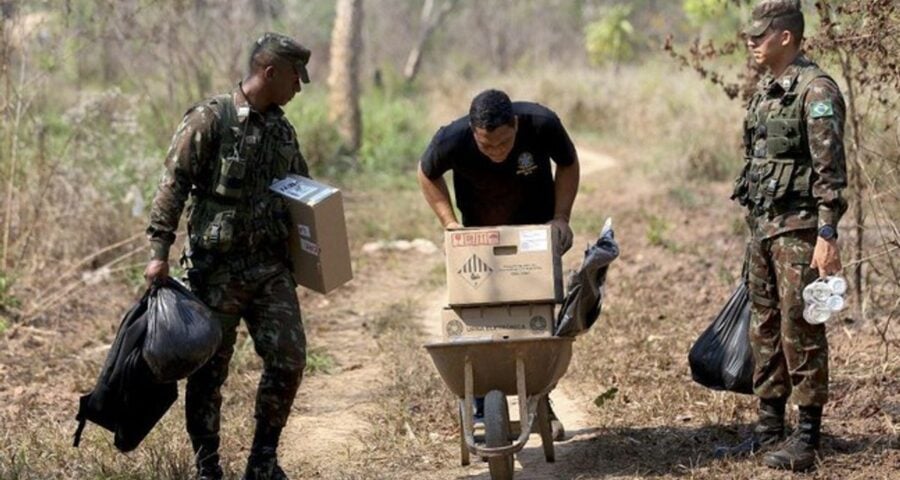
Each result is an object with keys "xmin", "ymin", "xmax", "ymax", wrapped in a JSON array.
[
  {"xmin": 444, "ymin": 225, "xmax": 562, "ymax": 306},
  {"xmin": 441, "ymin": 303, "xmax": 555, "ymax": 341},
  {"xmin": 270, "ymin": 175, "xmax": 352, "ymax": 294}
]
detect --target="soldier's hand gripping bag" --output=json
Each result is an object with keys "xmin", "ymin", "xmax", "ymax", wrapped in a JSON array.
[
  {"xmin": 688, "ymin": 281, "xmax": 754, "ymax": 394},
  {"xmin": 142, "ymin": 278, "xmax": 221, "ymax": 382},
  {"xmin": 555, "ymin": 218, "xmax": 619, "ymax": 337}
]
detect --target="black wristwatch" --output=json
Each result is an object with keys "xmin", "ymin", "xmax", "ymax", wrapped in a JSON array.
[{"xmin": 818, "ymin": 225, "xmax": 838, "ymax": 241}]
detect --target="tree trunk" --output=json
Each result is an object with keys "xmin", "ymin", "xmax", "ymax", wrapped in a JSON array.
[
  {"xmin": 327, "ymin": 0, "xmax": 363, "ymax": 155},
  {"xmin": 838, "ymin": 50, "xmax": 865, "ymax": 320},
  {"xmin": 403, "ymin": 0, "xmax": 458, "ymax": 83}
]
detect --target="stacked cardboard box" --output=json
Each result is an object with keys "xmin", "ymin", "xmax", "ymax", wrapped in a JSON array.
[{"xmin": 441, "ymin": 225, "xmax": 561, "ymax": 340}]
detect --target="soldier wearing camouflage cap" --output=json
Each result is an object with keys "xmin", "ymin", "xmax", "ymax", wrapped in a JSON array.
[
  {"xmin": 145, "ymin": 32, "xmax": 312, "ymax": 480},
  {"xmin": 723, "ymin": 0, "xmax": 848, "ymax": 472}
]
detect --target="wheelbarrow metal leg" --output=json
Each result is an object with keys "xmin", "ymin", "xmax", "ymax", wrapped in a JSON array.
[
  {"xmin": 515, "ymin": 356, "xmax": 529, "ymax": 439},
  {"xmin": 458, "ymin": 400, "xmax": 470, "ymax": 466},
  {"xmin": 461, "ymin": 357, "xmax": 476, "ymax": 459},
  {"xmin": 537, "ymin": 394, "xmax": 555, "ymax": 462}
]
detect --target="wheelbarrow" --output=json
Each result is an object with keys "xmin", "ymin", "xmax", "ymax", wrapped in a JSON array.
[{"xmin": 425, "ymin": 336, "xmax": 575, "ymax": 480}]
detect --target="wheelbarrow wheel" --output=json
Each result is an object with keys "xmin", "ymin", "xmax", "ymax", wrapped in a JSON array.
[
  {"xmin": 484, "ymin": 390, "xmax": 514, "ymax": 480},
  {"xmin": 458, "ymin": 402, "xmax": 470, "ymax": 466}
]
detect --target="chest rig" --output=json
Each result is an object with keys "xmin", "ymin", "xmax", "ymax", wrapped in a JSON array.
[
  {"xmin": 187, "ymin": 94, "xmax": 294, "ymax": 256},
  {"xmin": 732, "ymin": 63, "xmax": 829, "ymax": 217}
]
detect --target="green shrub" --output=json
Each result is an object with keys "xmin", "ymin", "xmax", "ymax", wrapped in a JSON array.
[
  {"xmin": 358, "ymin": 90, "xmax": 430, "ymax": 184},
  {"xmin": 585, "ymin": 5, "xmax": 637, "ymax": 66},
  {"xmin": 682, "ymin": 0, "xmax": 728, "ymax": 26},
  {"xmin": 0, "ymin": 271, "xmax": 19, "ymax": 314},
  {"xmin": 286, "ymin": 89, "xmax": 430, "ymax": 188},
  {"xmin": 646, "ymin": 214, "xmax": 673, "ymax": 249},
  {"xmin": 285, "ymin": 91, "xmax": 345, "ymax": 177},
  {"xmin": 305, "ymin": 346, "xmax": 336, "ymax": 375}
]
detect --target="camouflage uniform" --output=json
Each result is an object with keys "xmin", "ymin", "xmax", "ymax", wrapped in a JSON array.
[
  {"xmin": 147, "ymin": 34, "xmax": 311, "ymax": 479},
  {"xmin": 733, "ymin": 54, "xmax": 848, "ymax": 407}
]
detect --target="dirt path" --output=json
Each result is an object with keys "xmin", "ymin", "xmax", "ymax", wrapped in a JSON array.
[
  {"xmin": 280, "ymin": 138, "xmax": 616, "ymax": 479},
  {"xmin": 279, "ymin": 300, "xmax": 381, "ymax": 475}
]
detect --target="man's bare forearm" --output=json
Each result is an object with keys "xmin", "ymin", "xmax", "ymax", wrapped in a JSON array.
[
  {"xmin": 553, "ymin": 158, "xmax": 580, "ymax": 221},
  {"xmin": 418, "ymin": 164, "xmax": 459, "ymax": 227}
]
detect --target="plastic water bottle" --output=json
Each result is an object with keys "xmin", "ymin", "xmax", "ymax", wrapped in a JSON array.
[{"xmin": 802, "ymin": 276, "xmax": 847, "ymax": 324}]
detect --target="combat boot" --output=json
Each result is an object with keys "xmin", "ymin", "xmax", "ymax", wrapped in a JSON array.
[
  {"xmin": 714, "ymin": 397, "xmax": 785, "ymax": 458},
  {"xmin": 243, "ymin": 424, "xmax": 288, "ymax": 480},
  {"xmin": 763, "ymin": 406, "xmax": 822, "ymax": 471},
  {"xmin": 191, "ymin": 434, "xmax": 224, "ymax": 480}
]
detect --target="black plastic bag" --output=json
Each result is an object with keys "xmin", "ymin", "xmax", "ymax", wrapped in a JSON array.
[
  {"xmin": 74, "ymin": 287, "xmax": 178, "ymax": 452},
  {"xmin": 142, "ymin": 278, "xmax": 220, "ymax": 383},
  {"xmin": 688, "ymin": 281, "xmax": 754, "ymax": 394},
  {"xmin": 555, "ymin": 219, "xmax": 619, "ymax": 337}
]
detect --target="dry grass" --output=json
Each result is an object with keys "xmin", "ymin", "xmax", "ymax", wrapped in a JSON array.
[
  {"xmin": 427, "ymin": 60, "xmax": 746, "ymax": 183},
  {"xmin": 1, "ymin": 51, "xmax": 897, "ymax": 479},
  {"xmin": 556, "ymin": 154, "xmax": 899, "ymax": 479}
]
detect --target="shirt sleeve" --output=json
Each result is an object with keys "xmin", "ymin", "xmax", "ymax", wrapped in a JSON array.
[
  {"xmin": 146, "ymin": 105, "xmax": 218, "ymax": 261},
  {"xmin": 420, "ymin": 127, "xmax": 452, "ymax": 179},
  {"xmin": 804, "ymin": 77, "xmax": 849, "ymax": 228},
  {"xmin": 286, "ymin": 123, "xmax": 311, "ymax": 178},
  {"xmin": 541, "ymin": 114, "xmax": 577, "ymax": 166}
]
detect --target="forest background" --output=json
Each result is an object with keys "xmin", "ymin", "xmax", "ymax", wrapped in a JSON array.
[{"xmin": 0, "ymin": 1, "xmax": 897, "ymax": 479}]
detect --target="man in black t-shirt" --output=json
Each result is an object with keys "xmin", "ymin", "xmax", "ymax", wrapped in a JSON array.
[
  {"xmin": 418, "ymin": 89, "xmax": 580, "ymax": 440},
  {"xmin": 418, "ymin": 88, "xmax": 580, "ymax": 253}
]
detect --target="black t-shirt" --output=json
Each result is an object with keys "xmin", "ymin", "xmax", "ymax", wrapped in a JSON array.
[{"xmin": 420, "ymin": 102, "xmax": 577, "ymax": 226}]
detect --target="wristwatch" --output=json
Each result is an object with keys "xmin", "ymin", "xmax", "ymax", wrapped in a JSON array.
[{"xmin": 818, "ymin": 225, "xmax": 838, "ymax": 241}]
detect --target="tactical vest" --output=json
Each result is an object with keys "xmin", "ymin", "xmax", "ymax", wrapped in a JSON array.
[
  {"xmin": 732, "ymin": 63, "xmax": 830, "ymax": 217},
  {"xmin": 186, "ymin": 94, "xmax": 294, "ymax": 258}
]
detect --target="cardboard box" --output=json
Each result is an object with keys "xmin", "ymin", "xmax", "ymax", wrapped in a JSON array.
[
  {"xmin": 444, "ymin": 225, "xmax": 562, "ymax": 306},
  {"xmin": 270, "ymin": 175, "xmax": 352, "ymax": 294},
  {"xmin": 441, "ymin": 304, "xmax": 555, "ymax": 341}
]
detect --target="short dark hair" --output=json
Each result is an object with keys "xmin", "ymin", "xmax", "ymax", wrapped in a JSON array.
[
  {"xmin": 772, "ymin": 12, "xmax": 804, "ymax": 44},
  {"xmin": 248, "ymin": 43, "xmax": 285, "ymax": 74},
  {"xmin": 469, "ymin": 89, "xmax": 515, "ymax": 131}
]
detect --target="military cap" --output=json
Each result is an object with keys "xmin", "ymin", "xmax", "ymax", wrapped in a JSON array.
[
  {"xmin": 255, "ymin": 32, "xmax": 311, "ymax": 83},
  {"xmin": 745, "ymin": 0, "xmax": 802, "ymax": 37}
]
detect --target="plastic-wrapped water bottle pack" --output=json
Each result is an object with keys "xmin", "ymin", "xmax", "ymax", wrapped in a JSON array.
[{"xmin": 802, "ymin": 276, "xmax": 847, "ymax": 324}]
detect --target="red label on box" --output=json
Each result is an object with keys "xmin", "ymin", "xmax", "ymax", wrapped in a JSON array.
[{"xmin": 450, "ymin": 231, "xmax": 501, "ymax": 247}]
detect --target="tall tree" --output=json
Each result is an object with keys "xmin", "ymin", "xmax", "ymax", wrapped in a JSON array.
[
  {"xmin": 403, "ymin": 0, "xmax": 459, "ymax": 83},
  {"xmin": 327, "ymin": 0, "xmax": 363, "ymax": 155}
]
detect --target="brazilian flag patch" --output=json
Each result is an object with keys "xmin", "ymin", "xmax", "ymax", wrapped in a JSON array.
[{"xmin": 810, "ymin": 100, "xmax": 834, "ymax": 119}]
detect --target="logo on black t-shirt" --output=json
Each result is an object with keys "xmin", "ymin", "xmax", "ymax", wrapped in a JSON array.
[
  {"xmin": 516, "ymin": 152, "xmax": 537, "ymax": 176},
  {"xmin": 458, "ymin": 254, "xmax": 493, "ymax": 288}
]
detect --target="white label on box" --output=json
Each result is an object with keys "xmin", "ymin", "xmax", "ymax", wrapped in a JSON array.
[
  {"xmin": 297, "ymin": 224, "xmax": 312, "ymax": 238},
  {"xmin": 519, "ymin": 229, "xmax": 549, "ymax": 252},
  {"xmin": 270, "ymin": 178, "xmax": 319, "ymax": 201},
  {"xmin": 300, "ymin": 238, "xmax": 320, "ymax": 256}
]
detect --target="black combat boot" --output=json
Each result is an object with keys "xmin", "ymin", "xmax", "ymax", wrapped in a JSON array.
[
  {"xmin": 191, "ymin": 434, "xmax": 224, "ymax": 480},
  {"xmin": 763, "ymin": 406, "xmax": 822, "ymax": 471},
  {"xmin": 715, "ymin": 397, "xmax": 785, "ymax": 458},
  {"xmin": 243, "ymin": 424, "xmax": 288, "ymax": 480}
]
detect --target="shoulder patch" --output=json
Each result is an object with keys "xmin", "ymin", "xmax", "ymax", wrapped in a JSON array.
[{"xmin": 809, "ymin": 100, "xmax": 834, "ymax": 119}]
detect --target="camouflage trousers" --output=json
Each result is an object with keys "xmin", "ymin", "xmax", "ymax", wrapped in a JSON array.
[
  {"xmin": 184, "ymin": 260, "xmax": 306, "ymax": 442},
  {"xmin": 746, "ymin": 228, "xmax": 829, "ymax": 407}
]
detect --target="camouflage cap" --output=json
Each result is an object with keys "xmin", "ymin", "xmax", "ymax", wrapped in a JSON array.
[
  {"xmin": 255, "ymin": 32, "xmax": 311, "ymax": 83},
  {"xmin": 744, "ymin": 0, "xmax": 802, "ymax": 37}
]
